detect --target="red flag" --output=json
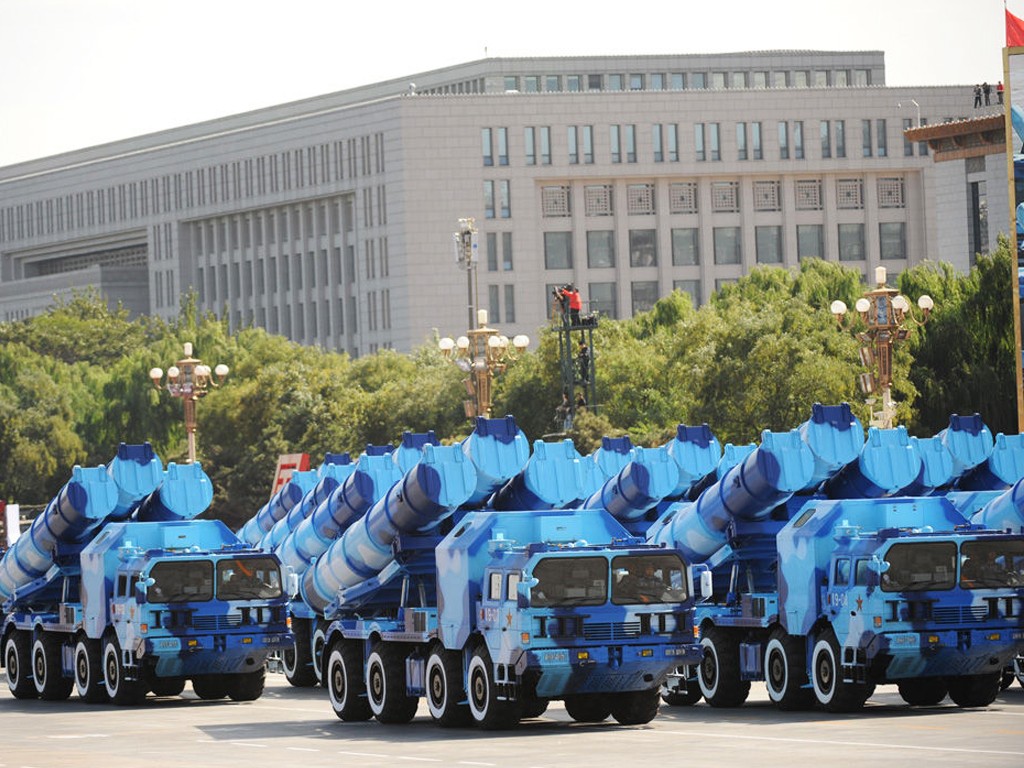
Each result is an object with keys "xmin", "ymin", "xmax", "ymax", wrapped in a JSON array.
[{"xmin": 1008, "ymin": 8, "xmax": 1024, "ymax": 47}]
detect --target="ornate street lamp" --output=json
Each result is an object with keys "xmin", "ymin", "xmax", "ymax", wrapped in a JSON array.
[
  {"xmin": 830, "ymin": 266, "xmax": 933, "ymax": 429},
  {"xmin": 439, "ymin": 309, "xmax": 529, "ymax": 419},
  {"xmin": 148, "ymin": 342, "xmax": 229, "ymax": 463}
]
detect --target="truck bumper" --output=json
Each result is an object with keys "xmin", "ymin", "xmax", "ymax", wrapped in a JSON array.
[
  {"xmin": 871, "ymin": 629, "xmax": 1019, "ymax": 680},
  {"xmin": 142, "ymin": 631, "xmax": 292, "ymax": 677}
]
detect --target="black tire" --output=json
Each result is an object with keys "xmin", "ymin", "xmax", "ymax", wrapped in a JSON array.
[
  {"xmin": 33, "ymin": 635, "xmax": 73, "ymax": 701},
  {"xmin": 365, "ymin": 642, "xmax": 418, "ymax": 724},
  {"xmin": 610, "ymin": 688, "xmax": 661, "ymax": 725},
  {"xmin": 311, "ymin": 622, "xmax": 329, "ymax": 685},
  {"xmin": 102, "ymin": 636, "xmax": 145, "ymax": 705},
  {"xmin": 810, "ymin": 629, "xmax": 871, "ymax": 713},
  {"xmin": 326, "ymin": 638, "xmax": 372, "ymax": 721},
  {"xmin": 698, "ymin": 627, "xmax": 750, "ymax": 707},
  {"xmin": 897, "ymin": 678, "xmax": 948, "ymax": 706},
  {"xmin": 764, "ymin": 629, "xmax": 814, "ymax": 711},
  {"xmin": 946, "ymin": 673, "xmax": 1001, "ymax": 708},
  {"xmin": 226, "ymin": 667, "xmax": 266, "ymax": 702},
  {"xmin": 999, "ymin": 668, "xmax": 1016, "ymax": 691},
  {"xmin": 283, "ymin": 617, "xmax": 317, "ymax": 688},
  {"xmin": 191, "ymin": 674, "xmax": 229, "ymax": 700},
  {"xmin": 150, "ymin": 676, "xmax": 186, "ymax": 697},
  {"xmin": 661, "ymin": 688, "xmax": 703, "ymax": 706},
  {"xmin": 5, "ymin": 630, "xmax": 37, "ymax": 700},
  {"xmin": 563, "ymin": 693, "xmax": 611, "ymax": 722},
  {"xmin": 425, "ymin": 645, "xmax": 472, "ymax": 727},
  {"xmin": 467, "ymin": 645, "xmax": 522, "ymax": 730},
  {"xmin": 74, "ymin": 638, "xmax": 108, "ymax": 703},
  {"xmin": 521, "ymin": 697, "xmax": 550, "ymax": 718}
]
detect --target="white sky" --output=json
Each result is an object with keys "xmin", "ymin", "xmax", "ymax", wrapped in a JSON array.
[{"xmin": 0, "ymin": 0, "xmax": 1015, "ymax": 167}]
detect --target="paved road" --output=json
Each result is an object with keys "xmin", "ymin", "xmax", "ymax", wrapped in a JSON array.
[{"xmin": 1, "ymin": 676, "xmax": 1022, "ymax": 768}]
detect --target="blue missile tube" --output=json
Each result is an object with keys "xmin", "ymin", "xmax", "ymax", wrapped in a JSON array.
[
  {"xmin": 971, "ymin": 477, "xmax": 1024, "ymax": 532},
  {"xmin": 796, "ymin": 403, "xmax": 865, "ymax": 492},
  {"xmin": 685, "ymin": 441, "xmax": 757, "ymax": 502},
  {"xmin": 260, "ymin": 456, "xmax": 353, "ymax": 551},
  {"xmin": 460, "ymin": 416, "xmax": 531, "ymax": 507},
  {"xmin": 590, "ymin": 436, "xmax": 635, "ymax": 480},
  {"xmin": 300, "ymin": 444, "xmax": 476, "ymax": 613},
  {"xmin": 648, "ymin": 430, "xmax": 814, "ymax": 563},
  {"xmin": 939, "ymin": 413, "xmax": 994, "ymax": 480},
  {"xmin": 489, "ymin": 439, "xmax": 588, "ymax": 511},
  {"xmin": 395, "ymin": 431, "xmax": 440, "ymax": 473},
  {"xmin": 106, "ymin": 442, "xmax": 165, "ymax": 518},
  {"xmin": 820, "ymin": 426, "xmax": 922, "ymax": 499},
  {"xmin": 276, "ymin": 454, "xmax": 403, "ymax": 576},
  {"xmin": 0, "ymin": 466, "xmax": 119, "ymax": 600},
  {"xmin": 582, "ymin": 446, "xmax": 680, "ymax": 522},
  {"xmin": 237, "ymin": 469, "xmax": 319, "ymax": 545},
  {"xmin": 900, "ymin": 436, "xmax": 956, "ymax": 495},
  {"xmin": 956, "ymin": 432, "xmax": 1024, "ymax": 491},
  {"xmin": 132, "ymin": 462, "xmax": 215, "ymax": 522},
  {"xmin": 663, "ymin": 425, "xmax": 722, "ymax": 499}
]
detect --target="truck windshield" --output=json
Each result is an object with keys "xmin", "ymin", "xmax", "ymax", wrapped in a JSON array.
[
  {"xmin": 880, "ymin": 542, "xmax": 956, "ymax": 592},
  {"xmin": 216, "ymin": 557, "xmax": 284, "ymax": 600},
  {"xmin": 611, "ymin": 553, "xmax": 689, "ymax": 605},
  {"xmin": 148, "ymin": 560, "xmax": 214, "ymax": 603},
  {"xmin": 530, "ymin": 556, "xmax": 607, "ymax": 607},
  {"xmin": 960, "ymin": 539, "xmax": 1024, "ymax": 589}
]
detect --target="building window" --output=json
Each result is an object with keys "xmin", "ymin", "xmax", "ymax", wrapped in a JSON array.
[
  {"xmin": 669, "ymin": 182, "xmax": 698, "ymax": 214},
  {"xmin": 611, "ymin": 125, "xmax": 621, "ymax": 163},
  {"xmin": 877, "ymin": 177, "xmax": 905, "ymax": 208},
  {"xmin": 876, "ymin": 119, "xmax": 888, "ymax": 158},
  {"xmin": 971, "ymin": 180, "xmax": 989, "ymax": 256},
  {"xmin": 651, "ymin": 73, "xmax": 665, "ymax": 90},
  {"xmin": 795, "ymin": 179, "xmax": 823, "ymax": 210},
  {"xmin": 504, "ymin": 284, "xmax": 516, "ymax": 322},
  {"xmin": 797, "ymin": 224, "xmax": 824, "ymax": 258},
  {"xmin": 753, "ymin": 180, "xmax": 781, "ymax": 211},
  {"xmin": 666, "ymin": 123, "xmax": 679, "ymax": 161},
  {"xmin": 879, "ymin": 222, "xmax": 906, "ymax": 260},
  {"xmin": 588, "ymin": 74, "xmax": 603, "ymax": 91},
  {"xmin": 673, "ymin": 279, "xmax": 701, "ymax": 305},
  {"xmin": 567, "ymin": 75, "xmax": 581, "ymax": 92},
  {"xmin": 713, "ymin": 227, "xmax": 742, "ymax": 264},
  {"xmin": 692, "ymin": 72, "xmax": 707, "ymax": 89},
  {"xmin": 589, "ymin": 282, "xmax": 618, "ymax": 319},
  {"xmin": 544, "ymin": 231, "xmax": 573, "ymax": 269},
  {"xmin": 489, "ymin": 284, "xmax": 500, "ymax": 323},
  {"xmin": 755, "ymin": 225, "xmax": 783, "ymax": 264},
  {"xmin": 711, "ymin": 181, "xmax": 740, "ymax": 212},
  {"xmin": 546, "ymin": 75, "xmax": 561, "ymax": 91},
  {"xmin": 731, "ymin": 71, "xmax": 747, "ymax": 89},
  {"xmin": 483, "ymin": 180, "xmax": 495, "ymax": 219},
  {"xmin": 626, "ymin": 184, "xmax": 655, "ymax": 215},
  {"xmin": 653, "ymin": 124, "xmax": 664, "ymax": 162},
  {"xmin": 813, "ymin": 70, "xmax": 829, "ymax": 87},
  {"xmin": 918, "ymin": 117, "xmax": 930, "ymax": 156},
  {"xmin": 862, "ymin": 119, "xmax": 872, "ymax": 157},
  {"xmin": 752, "ymin": 122, "xmax": 763, "ymax": 160},
  {"xmin": 629, "ymin": 229, "xmax": 657, "ymax": 266},
  {"xmin": 525, "ymin": 127, "xmax": 536, "ymax": 165},
  {"xmin": 837, "ymin": 178, "xmax": 864, "ymax": 209},
  {"xmin": 486, "ymin": 232, "xmax": 498, "ymax": 271},
  {"xmin": 568, "ymin": 126, "xmax": 579, "ymax": 164},
  {"xmin": 835, "ymin": 120, "xmax": 846, "ymax": 158},
  {"xmin": 737, "ymin": 122, "xmax": 748, "ymax": 160},
  {"xmin": 778, "ymin": 122, "xmax": 790, "ymax": 159},
  {"xmin": 537, "ymin": 127, "xmax": 551, "ymax": 164},
  {"xmin": 709, "ymin": 123, "xmax": 721, "ymax": 161},
  {"xmin": 524, "ymin": 76, "xmax": 540, "ymax": 93},
  {"xmin": 631, "ymin": 281, "xmax": 659, "ymax": 314},
  {"xmin": 625, "ymin": 124, "xmax": 637, "ymax": 162},
  {"xmin": 629, "ymin": 73, "xmax": 644, "ymax": 90},
  {"xmin": 499, "ymin": 180, "xmax": 511, "ymax": 218},
  {"xmin": 608, "ymin": 74, "xmax": 624, "ymax": 91},
  {"xmin": 582, "ymin": 125, "xmax": 594, "ymax": 163},
  {"xmin": 502, "ymin": 231, "xmax": 514, "ymax": 271},
  {"xmin": 671, "ymin": 228, "xmax": 699, "ymax": 265},
  {"xmin": 504, "ymin": 76, "xmax": 518, "ymax": 91},
  {"xmin": 695, "ymin": 123, "xmax": 706, "ymax": 161},
  {"xmin": 820, "ymin": 120, "xmax": 832, "ymax": 158},
  {"xmin": 587, "ymin": 231, "xmax": 616, "ymax": 268},
  {"xmin": 711, "ymin": 71, "xmax": 727, "ymax": 89},
  {"xmin": 835, "ymin": 70, "xmax": 849, "ymax": 87},
  {"xmin": 772, "ymin": 71, "xmax": 787, "ymax": 88},
  {"xmin": 542, "ymin": 185, "xmax": 572, "ymax": 217},
  {"xmin": 793, "ymin": 70, "xmax": 809, "ymax": 88},
  {"xmin": 793, "ymin": 121, "xmax": 804, "ymax": 159},
  {"xmin": 671, "ymin": 72, "xmax": 685, "ymax": 90},
  {"xmin": 482, "ymin": 128, "xmax": 493, "ymax": 166},
  {"xmin": 903, "ymin": 118, "xmax": 914, "ymax": 156},
  {"xmin": 838, "ymin": 223, "xmax": 865, "ymax": 261},
  {"xmin": 497, "ymin": 127, "xmax": 509, "ymax": 166},
  {"xmin": 585, "ymin": 184, "xmax": 614, "ymax": 216}
]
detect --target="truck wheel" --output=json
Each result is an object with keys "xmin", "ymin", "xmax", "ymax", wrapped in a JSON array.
[
  {"xmin": 226, "ymin": 667, "xmax": 266, "ymax": 701},
  {"xmin": 810, "ymin": 630, "xmax": 870, "ymax": 713},
  {"xmin": 896, "ymin": 678, "xmax": 947, "ymax": 706},
  {"xmin": 521, "ymin": 697, "xmax": 550, "ymax": 718},
  {"xmin": 610, "ymin": 688, "xmax": 661, "ymax": 725},
  {"xmin": 425, "ymin": 645, "xmax": 472, "ymax": 727},
  {"xmin": 32, "ymin": 635, "xmax": 73, "ymax": 700},
  {"xmin": 366, "ymin": 642, "xmax": 418, "ymax": 724},
  {"xmin": 698, "ymin": 627, "xmax": 750, "ymax": 707},
  {"xmin": 311, "ymin": 622, "xmax": 329, "ymax": 685},
  {"xmin": 283, "ymin": 617, "xmax": 317, "ymax": 688},
  {"xmin": 102, "ymin": 636, "xmax": 145, "ymax": 705},
  {"xmin": 764, "ymin": 630, "xmax": 814, "ymax": 711},
  {"xmin": 661, "ymin": 688, "xmax": 703, "ymax": 706},
  {"xmin": 326, "ymin": 638, "xmax": 372, "ymax": 721},
  {"xmin": 564, "ymin": 693, "xmax": 611, "ymax": 722},
  {"xmin": 191, "ymin": 674, "xmax": 228, "ymax": 700},
  {"xmin": 150, "ymin": 676, "xmax": 186, "ymax": 697},
  {"xmin": 467, "ymin": 646, "xmax": 522, "ymax": 730},
  {"xmin": 74, "ymin": 638, "xmax": 108, "ymax": 702},
  {"xmin": 946, "ymin": 673, "xmax": 1001, "ymax": 708},
  {"xmin": 5, "ymin": 630, "xmax": 38, "ymax": 699}
]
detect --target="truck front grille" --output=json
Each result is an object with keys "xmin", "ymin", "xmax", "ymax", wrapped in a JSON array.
[{"xmin": 582, "ymin": 621, "xmax": 642, "ymax": 641}]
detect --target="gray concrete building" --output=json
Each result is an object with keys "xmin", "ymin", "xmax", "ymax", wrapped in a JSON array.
[{"xmin": 0, "ymin": 51, "xmax": 993, "ymax": 355}]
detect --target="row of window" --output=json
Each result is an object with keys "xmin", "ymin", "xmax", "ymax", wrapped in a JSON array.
[
  {"xmin": 541, "ymin": 222, "xmax": 907, "ymax": 270},
  {"xmin": 483, "ymin": 120, "xmax": 930, "ymax": 168}
]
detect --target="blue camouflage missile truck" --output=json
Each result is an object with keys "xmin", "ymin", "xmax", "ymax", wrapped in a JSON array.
[
  {"xmin": 648, "ymin": 408, "xmax": 1024, "ymax": 712},
  {"xmin": 0, "ymin": 444, "xmax": 292, "ymax": 704},
  {"xmin": 301, "ymin": 431, "xmax": 703, "ymax": 729}
]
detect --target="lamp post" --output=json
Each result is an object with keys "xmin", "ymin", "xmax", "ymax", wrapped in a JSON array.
[
  {"xmin": 439, "ymin": 309, "xmax": 529, "ymax": 419},
  {"xmin": 148, "ymin": 342, "xmax": 229, "ymax": 463},
  {"xmin": 830, "ymin": 266, "xmax": 933, "ymax": 428},
  {"xmin": 452, "ymin": 217, "xmax": 479, "ymax": 332}
]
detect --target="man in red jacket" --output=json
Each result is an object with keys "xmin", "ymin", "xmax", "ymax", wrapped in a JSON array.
[{"xmin": 559, "ymin": 283, "xmax": 582, "ymax": 325}]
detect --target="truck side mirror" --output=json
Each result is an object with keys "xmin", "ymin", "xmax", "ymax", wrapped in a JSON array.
[
  {"xmin": 699, "ymin": 570, "xmax": 713, "ymax": 600},
  {"xmin": 868, "ymin": 557, "xmax": 890, "ymax": 574},
  {"xmin": 135, "ymin": 577, "xmax": 155, "ymax": 603},
  {"xmin": 287, "ymin": 572, "xmax": 300, "ymax": 598}
]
